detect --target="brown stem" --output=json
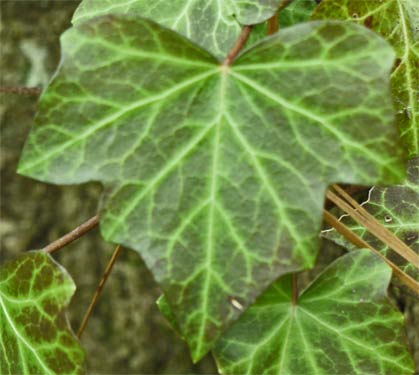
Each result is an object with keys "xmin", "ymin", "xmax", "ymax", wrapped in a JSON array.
[
  {"xmin": 77, "ymin": 245, "xmax": 123, "ymax": 338},
  {"xmin": 0, "ymin": 86, "xmax": 42, "ymax": 96},
  {"xmin": 223, "ymin": 25, "xmax": 254, "ymax": 66},
  {"xmin": 267, "ymin": 14, "xmax": 279, "ymax": 35},
  {"xmin": 267, "ymin": 0, "xmax": 295, "ymax": 35},
  {"xmin": 292, "ymin": 273, "xmax": 298, "ymax": 305},
  {"xmin": 43, "ymin": 214, "xmax": 100, "ymax": 254},
  {"xmin": 323, "ymin": 210, "xmax": 419, "ymax": 295}
]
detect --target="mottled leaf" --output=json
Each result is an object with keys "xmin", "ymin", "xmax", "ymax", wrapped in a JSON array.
[
  {"xmin": 18, "ymin": 17, "xmax": 405, "ymax": 360},
  {"xmin": 72, "ymin": 0, "xmax": 283, "ymax": 59},
  {"xmin": 214, "ymin": 250, "xmax": 414, "ymax": 375},
  {"xmin": 313, "ymin": 0, "xmax": 419, "ymax": 157},
  {"xmin": 0, "ymin": 251, "xmax": 85, "ymax": 375},
  {"xmin": 323, "ymin": 156, "xmax": 419, "ymax": 280}
]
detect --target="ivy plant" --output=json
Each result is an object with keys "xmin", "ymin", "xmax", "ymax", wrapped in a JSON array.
[
  {"xmin": 2, "ymin": 0, "xmax": 418, "ymax": 373},
  {"xmin": 17, "ymin": 15, "xmax": 405, "ymax": 360}
]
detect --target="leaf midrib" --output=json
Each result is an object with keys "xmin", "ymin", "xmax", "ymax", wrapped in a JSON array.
[
  {"xmin": 20, "ymin": 68, "xmax": 218, "ymax": 174},
  {"xmin": 193, "ymin": 66, "xmax": 226, "ymax": 358},
  {"xmin": 298, "ymin": 307, "xmax": 410, "ymax": 371},
  {"xmin": 230, "ymin": 71, "xmax": 393, "ymax": 175},
  {"xmin": 77, "ymin": 31, "xmax": 216, "ymax": 68},
  {"xmin": 0, "ymin": 291, "xmax": 54, "ymax": 375}
]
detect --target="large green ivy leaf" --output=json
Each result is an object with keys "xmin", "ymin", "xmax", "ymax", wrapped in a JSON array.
[
  {"xmin": 313, "ymin": 0, "xmax": 419, "ymax": 157},
  {"xmin": 18, "ymin": 17, "xmax": 405, "ymax": 360},
  {"xmin": 214, "ymin": 250, "xmax": 415, "ymax": 375},
  {"xmin": 72, "ymin": 0, "xmax": 283, "ymax": 59},
  {"xmin": 0, "ymin": 251, "xmax": 85, "ymax": 374},
  {"xmin": 323, "ymin": 156, "xmax": 419, "ymax": 280}
]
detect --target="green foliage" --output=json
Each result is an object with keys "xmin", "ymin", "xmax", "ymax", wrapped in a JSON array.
[
  {"xmin": 5, "ymin": 0, "xmax": 417, "ymax": 371},
  {"xmin": 324, "ymin": 157, "xmax": 419, "ymax": 280},
  {"xmin": 313, "ymin": 0, "xmax": 419, "ymax": 157},
  {"xmin": 0, "ymin": 251, "xmax": 85, "ymax": 375},
  {"xmin": 214, "ymin": 250, "xmax": 414, "ymax": 375},
  {"xmin": 17, "ymin": 15, "xmax": 406, "ymax": 360}
]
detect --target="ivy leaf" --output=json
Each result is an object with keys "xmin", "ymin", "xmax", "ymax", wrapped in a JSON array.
[
  {"xmin": 18, "ymin": 17, "xmax": 405, "ymax": 360},
  {"xmin": 72, "ymin": 0, "xmax": 283, "ymax": 59},
  {"xmin": 280, "ymin": 0, "xmax": 318, "ymax": 26},
  {"xmin": 234, "ymin": 0, "xmax": 284, "ymax": 24},
  {"xmin": 323, "ymin": 157, "xmax": 419, "ymax": 280},
  {"xmin": 0, "ymin": 251, "xmax": 85, "ymax": 375},
  {"xmin": 313, "ymin": 0, "xmax": 419, "ymax": 157},
  {"xmin": 214, "ymin": 250, "xmax": 415, "ymax": 375}
]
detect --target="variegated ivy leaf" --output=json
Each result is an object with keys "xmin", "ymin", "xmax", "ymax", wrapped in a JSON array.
[
  {"xmin": 18, "ymin": 17, "xmax": 405, "ymax": 360},
  {"xmin": 0, "ymin": 251, "xmax": 85, "ymax": 375},
  {"xmin": 72, "ymin": 0, "xmax": 283, "ymax": 59},
  {"xmin": 323, "ymin": 157, "xmax": 419, "ymax": 280},
  {"xmin": 313, "ymin": 0, "xmax": 419, "ymax": 157},
  {"xmin": 214, "ymin": 250, "xmax": 414, "ymax": 375}
]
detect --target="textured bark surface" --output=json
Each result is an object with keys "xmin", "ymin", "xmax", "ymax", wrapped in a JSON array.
[{"xmin": 0, "ymin": 1, "xmax": 417, "ymax": 373}]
